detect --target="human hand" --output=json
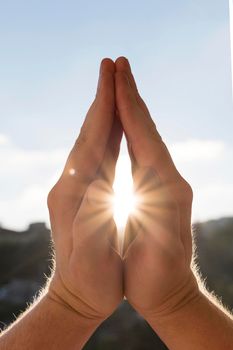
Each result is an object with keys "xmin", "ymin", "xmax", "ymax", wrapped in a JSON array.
[
  {"xmin": 47, "ymin": 59, "xmax": 123, "ymax": 322},
  {"xmin": 115, "ymin": 57, "xmax": 199, "ymax": 320},
  {"xmin": 2, "ymin": 57, "xmax": 231, "ymax": 350}
]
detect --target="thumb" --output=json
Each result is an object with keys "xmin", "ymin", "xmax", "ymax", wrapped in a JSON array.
[{"xmin": 73, "ymin": 179, "xmax": 119, "ymax": 254}]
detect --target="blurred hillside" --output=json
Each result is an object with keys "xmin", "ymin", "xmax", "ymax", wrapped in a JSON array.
[{"xmin": 0, "ymin": 218, "xmax": 233, "ymax": 349}]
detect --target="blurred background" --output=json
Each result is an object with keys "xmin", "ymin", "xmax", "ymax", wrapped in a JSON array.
[{"xmin": 0, "ymin": 1, "xmax": 233, "ymax": 349}]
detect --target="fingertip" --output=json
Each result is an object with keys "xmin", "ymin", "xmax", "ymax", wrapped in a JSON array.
[
  {"xmin": 115, "ymin": 56, "xmax": 131, "ymax": 72},
  {"xmin": 100, "ymin": 57, "xmax": 115, "ymax": 73},
  {"xmin": 115, "ymin": 59, "xmax": 139, "ymax": 97},
  {"xmin": 96, "ymin": 58, "xmax": 115, "ymax": 106}
]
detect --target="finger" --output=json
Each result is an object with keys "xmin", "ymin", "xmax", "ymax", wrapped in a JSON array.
[
  {"xmin": 97, "ymin": 116, "xmax": 123, "ymax": 186},
  {"xmin": 115, "ymin": 63, "xmax": 182, "ymax": 186},
  {"xmin": 56, "ymin": 58, "xmax": 116, "ymax": 206},
  {"xmin": 115, "ymin": 66, "xmax": 193, "ymax": 257},
  {"xmin": 115, "ymin": 56, "xmax": 150, "ymax": 116},
  {"xmin": 48, "ymin": 58, "xmax": 116, "ymax": 255},
  {"xmin": 115, "ymin": 57, "xmax": 152, "ymax": 178},
  {"xmin": 73, "ymin": 180, "xmax": 120, "ymax": 254}
]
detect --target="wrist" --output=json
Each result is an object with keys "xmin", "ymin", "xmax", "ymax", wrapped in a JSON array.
[
  {"xmin": 141, "ymin": 278, "xmax": 233, "ymax": 350},
  {"xmin": 142, "ymin": 271, "xmax": 201, "ymax": 323},
  {"xmin": 0, "ymin": 290, "xmax": 102, "ymax": 350},
  {"xmin": 44, "ymin": 279, "xmax": 106, "ymax": 328},
  {"xmin": 48, "ymin": 273, "xmax": 107, "ymax": 324},
  {"xmin": 42, "ymin": 291, "xmax": 102, "ymax": 347}
]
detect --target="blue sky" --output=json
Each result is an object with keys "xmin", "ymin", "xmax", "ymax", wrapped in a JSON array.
[{"xmin": 0, "ymin": 0, "xmax": 232, "ymax": 229}]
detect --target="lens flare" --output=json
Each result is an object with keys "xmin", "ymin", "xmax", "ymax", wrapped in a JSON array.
[
  {"xmin": 113, "ymin": 188, "xmax": 138, "ymax": 228},
  {"xmin": 113, "ymin": 154, "xmax": 137, "ymax": 228}
]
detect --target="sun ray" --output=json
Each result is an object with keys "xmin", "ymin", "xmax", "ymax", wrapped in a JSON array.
[{"xmin": 112, "ymin": 154, "xmax": 137, "ymax": 230}]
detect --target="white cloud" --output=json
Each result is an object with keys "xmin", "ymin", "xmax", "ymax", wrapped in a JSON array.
[
  {"xmin": 193, "ymin": 183, "xmax": 233, "ymax": 222},
  {"xmin": 0, "ymin": 142, "xmax": 68, "ymax": 180},
  {"xmin": 168, "ymin": 139, "xmax": 233, "ymax": 222},
  {"xmin": 0, "ymin": 184, "xmax": 50, "ymax": 230},
  {"xmin": 169, "ymin": 139, "xmax": 225, "ymax": 162},
  {"xmin": 0, "ymin": 138, "xmax": 232, "ymax": 230},
  {"xmin": 0, "ymin": 141, "xmax": 69, "ymax": 230},
  {"xmin": 0, "ymin": 134, "xmax": 10, "ymax": 146}
]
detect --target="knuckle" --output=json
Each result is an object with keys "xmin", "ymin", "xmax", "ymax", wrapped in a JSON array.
[
  {"xmin": 47, "ymin": 184, "xmax": 62, "ymax": 210},
  {"xmin": 75, "ymin": 128, "xmax": 88, "ymax": 148},
  {"xmin": 182, "ymin": 181, "xmax": 193, "ymax": 201},
  {"xmin": 178, "ymin": 179, "xmax": 193, "ymax": 204},
  {"xmin": 150, "ymin": 123, "xmax": 162, "ymax": 142},
  {"xmin": 47, "ymin": 187, "xmax": 57, "ymax": 209}
]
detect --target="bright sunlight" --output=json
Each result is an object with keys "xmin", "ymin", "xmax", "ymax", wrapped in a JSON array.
[{"xmin": 113, "ymin": 154, "xmax": 137, "ymax": 229}]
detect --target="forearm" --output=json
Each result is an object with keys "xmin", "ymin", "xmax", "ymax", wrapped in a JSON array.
[
  {"xmin": 145, "ymin": 282, "xmax": 233, "ymax": 350},
  {"xmin": 0, "ymin": 292, "xmax": 101, "ymax": 350}
]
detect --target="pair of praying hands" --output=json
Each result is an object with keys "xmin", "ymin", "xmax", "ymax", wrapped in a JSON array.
[
  {"xmin": 2, "ymin": 57, "xmax": 233, "ymax": 350},
  {"xmin": 47, "ymin": 57, "xmax": 198, "ymax": 326}
]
